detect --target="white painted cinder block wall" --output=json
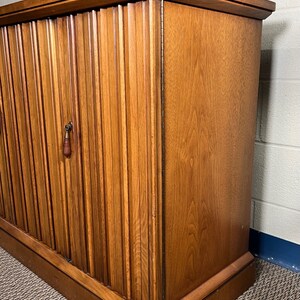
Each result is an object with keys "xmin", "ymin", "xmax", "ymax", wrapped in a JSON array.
[
  {"xmin": 0, "ymin": 0, "xmax": 20, "ymax": 6},
  {"xmin": 252, "ymin": 0, "xmax": 300, "ymax": 245},
  {"xmin": 0, "ymin": 0, "xmax": 298, "ymax": 244}
]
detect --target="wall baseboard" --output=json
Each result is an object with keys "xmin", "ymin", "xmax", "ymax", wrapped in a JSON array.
[{"xmin": 249, "ymin": 229, "xmax": 300, "ymax": 272}]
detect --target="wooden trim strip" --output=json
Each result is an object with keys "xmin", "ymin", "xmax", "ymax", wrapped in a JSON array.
[
  {"xmin": 117, "ymin": 5, "xmax": 131, "ymax": 299},
  {"xmin": 182, "ymin": 252, "xmax": 255, "ymax": 300},
  {"xmin": 149, "ymin": 0, "xmax": 163, "ymax": 299},
  {"xmin": 230, "ymin": 0, "xmax": 275, "ymax": 11},
  {"xmin": 0, "ymin": 0, "xmax": 275, "ymax": 26},
  {"xmin": 0, "ymin": 228, "xmax": 100, "ymax": 300},
  {"xmin": 0, "ymin": 217, "xmax": 123, "ymax": 300},
  {"xmin": 0, "ymin": 0, "xmax": 131, "ymax": 26},
  {"xmin": 166, "ymin": 0, "xmax": 274, "ymax": 20},
  {"xmin": 205, "ymin": 263, "xmax": 256, "ymax": 300}
]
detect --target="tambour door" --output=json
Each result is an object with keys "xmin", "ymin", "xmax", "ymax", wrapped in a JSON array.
[
  {"xmin": 0, "ymin": 1, "xmax": 162, "ymax": 298},
  {"xmin": 0, "ymin": 8, "xmax": 127, "ymax": 296},
  {"xmin": 0, "ymin": 83, "xmax": 14, "ymax": 225}
]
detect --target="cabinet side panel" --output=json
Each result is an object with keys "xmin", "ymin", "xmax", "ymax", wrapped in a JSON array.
[{"xmin": 164, "ymin": 3, "xmax": 262, "ymax": 299}]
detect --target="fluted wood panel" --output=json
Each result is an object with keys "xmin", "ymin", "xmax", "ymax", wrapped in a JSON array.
[
  {"xmin": 0, "ymin": 85, "xmax": 14, "ymax": 225},
  {"xmin": 0, "ymin": 1, "xmax": 162, "ymax": 298}
]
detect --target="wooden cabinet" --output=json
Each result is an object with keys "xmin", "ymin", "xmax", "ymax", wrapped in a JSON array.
[{"xmin": 0, "ymin": 0, "xmax": 274, "ymax": 299}]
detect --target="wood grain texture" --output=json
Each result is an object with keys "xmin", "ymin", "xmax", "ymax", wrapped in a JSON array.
[
  {"xmin": 183, "ymin": 252, "xmax": 254, "ymax": 299},
  {"xmin": 0, "ymin": 0, "xmax": 270, "ymax": 299},
  {"xmin": 0, "ymin": 1, "xmax": 162, "ymax": 298},
  {"xmin": 0, "ymin": 0, "xmax": 275, "ymax": 26},
  {"xmin": 205, "ymin": 262, "xmax": 256, "ymax": 300},
  {"xmin": 164, "ymin": 2, "xmax": 262, "ymax": 299},
  {"xmin": 7, "ymin": 25, "xmax": 38, "ymax": 238},
  {"xmin": 0, "ymin": 82, "xmax": 14, "ymax": 224},
  {"xmin": 36, "ymin": 18, "xmax": 70, "ymax": 259},
  {"xmin": 0, "ymin": 27, "xmax": 26, "ymax": 231},
  {"xmin": 0, "ymin": 228, "xmax": 101, "ymax": 300},
  {"xmin": 21, "ymin": 20, "xmax": 55, "ymax": 248},
  {"xmin": 149, "ymin": 0, "xmax": 163, "ymax": 298},
  {"xmin": 0, "ymin": 218, "xmax": 123, "ymax": 300},
  {"xmin": 231, "ymin": 0, "xmax": 275, "ymax": 11},
  {"xmin": 63, "ymin": 14, "xmax": 88, "ymax": 274},
  {"xmin": 167, "ymin": 0, "xmax": 274, "ymax": 20},
  {"xmin": 122, "ymin": 1, "xmax": 162, "ymax": 298}
]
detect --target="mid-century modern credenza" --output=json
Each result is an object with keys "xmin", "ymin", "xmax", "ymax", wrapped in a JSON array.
[{"xmin": 0, "ymin": 0, "xmax": 275, "ymax": 299}]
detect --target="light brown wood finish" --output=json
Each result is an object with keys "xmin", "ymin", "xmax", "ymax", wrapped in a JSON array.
[
  {"xmin": 164, "ymin": 2, "xmax": 262, "ymax": 299},
  {"xmin": 0, "ymin": 80, "xmax": 14, "ymax": 224},
  {"xmin": 183, "ymin": 252, "xmax": 254, "ymax": 299},
  {"xmin": 0, "ymin": 0, "xmax": 275, "ymax": 27},
  {"xmin": 149, "ymin": 0, "xmax": 163, "ymax": 298},
  {"xmin": 0, "ymin": 27, "xmax": 27, "ymax": 230},
  {"xmin": 123, "ymin": 1, "xmax": 162, "ymax": 298},
  {"xmin": 205, "ymin": 263, "xmax": 256, "ymax": 300},
  {"xmin": 7, "ymin": 24, "xmax": 38, "ymax": 238},
  {"xmin": 0, "ymin": 0, "xmax": 273, "ymax": 299},
  {"xmin": 168, "ymin": 0, "xmax": 274, "ymax": 19},
  {"xmin": 0, "ymin": 1, "xmax": 162, "ymax": 298},
  {"xmin": 21, "ymin": 20, "xmax": 55, "ymax": 248},
  {"xmin": 231, "ymin": 0, "xmax": 275, "ymax": 11},
  {"xmin": 0, "ymin": 229, "xmax": 100, "ymax": 300},
  {"xmin": 0, "ymin": 219, "xmax": 123, "ymax": 300}
]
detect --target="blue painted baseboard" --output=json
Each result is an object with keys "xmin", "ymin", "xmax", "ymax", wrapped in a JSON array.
[{"xmin": 249, "ymin": 229, "xmax": 300, "ymax": 273}]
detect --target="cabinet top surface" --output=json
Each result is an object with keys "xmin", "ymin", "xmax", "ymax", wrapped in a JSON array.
[{"xmin": 0, "ymin": 0, "xmax": 275, "ymax": 26}]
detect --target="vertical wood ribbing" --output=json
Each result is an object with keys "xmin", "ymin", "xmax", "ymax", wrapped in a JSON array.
[
  {"xmin": 7, "ymin": 25, "xmax": 33, "ymax": 234},
  {"xmin": 149, "ymin": 1, "xmax": 162, "ymax": 299},
  {"xmin": 0, "ymin": 75, "xmax": 14, "ymax": 224},
  {"xmin": 74, "ymin": 12, "xmax": 95, "ymax": 275},
  {"xmin": 0, "ymin": 174, "xmax": 4, "ymax": 218},
  {"xmin": 48, "ymin": 18, "xmax": 70, "ymax": 258},
  {"xmin": 90, "ymin": 10, "xmax": 109, "ymax": 285},
  {"xmin": 37, "ymin": 19, "xmax": 69, "ymax": 255},
  {"xmin": 22, "ymin": 21, "xmax": 55, "ymax": 248},
  {"xmin": 0, "ymin": 3, "xmax": 163, "ymax": 298},
  {"xmin": 66, "ymin": 15, "xmax": 88, "ymax": 271},
  {"xmin": 0, "ymin": 27, "xmax": 26, "ymax": 230},
  {"xmin": 98, "ymin": 7, "xmax": 125, "ymax": 294},
  {"xmin": 124, "ymin": 1, "xmax": 162, "ymax": 298},
  {"xmin": 15, "ymin": 24, "xmax": 40, "ymax": 238},
  {"xmin": 125, "ymin": 3, "xmax": 152, "ymax": 298},
  {"xmin": 117, "ymin": 5, "xmax": 131, "ymax": 299}
]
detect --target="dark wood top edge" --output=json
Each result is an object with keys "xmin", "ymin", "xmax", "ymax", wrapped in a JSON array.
[
  {"xmin": 230, "ymin": 0, "xmax": 276, "ymax": 12},
  {"xmin": 0, "ymin": 0, "xmax": 275, "ymax": 26},
  {"xmin": 0, "ymin": 0, "xmax": 133, "ymax": 26},
  {"xmin": 166, "ymin": 0, "xmax": 275, "ymax": 20}
]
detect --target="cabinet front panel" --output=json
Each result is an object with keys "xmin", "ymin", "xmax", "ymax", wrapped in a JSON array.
[
  {"xmin": 164, "ymin": 2, "xmax": 262, "ymax": 299},
  {"xmin": 0, "ymin": 84, "xmax": 14, "ymax": 225},
  {"xmin": 0, "ymin": 1, "xmax": 162, "ymax": 298}
]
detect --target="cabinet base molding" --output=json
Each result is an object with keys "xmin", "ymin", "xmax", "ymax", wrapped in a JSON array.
[
  {"xmin": 205, "ymin": 262, "xmax": 256, "ymax": 300},
  {"xmin": 0, "ymin": 218, "xmax": 122, "ymax": 300},
  {"xmin": 183, "ymin": 252, "xmax": 255, "ymax": 300},
  {"xmin": 0, "ymin": 219, "xmax": 255, "ymax": 300}
]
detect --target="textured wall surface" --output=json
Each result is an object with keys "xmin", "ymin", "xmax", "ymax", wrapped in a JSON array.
[
  {"xmin": 0, "ymin": 0, "xmax": 20, "ymax": 6},
  {"xmin": 252, "ymin": 0, "xmax": 300, "ymax": 245}
]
